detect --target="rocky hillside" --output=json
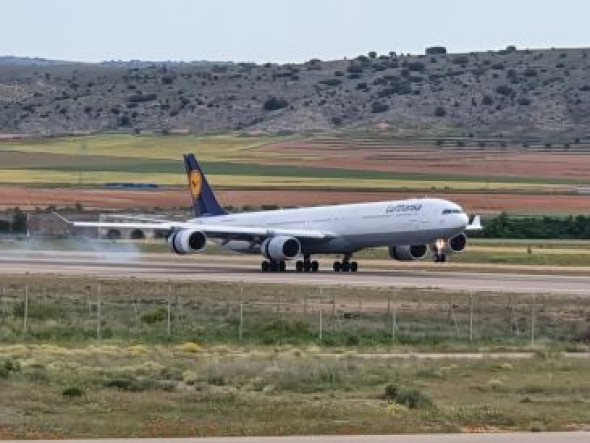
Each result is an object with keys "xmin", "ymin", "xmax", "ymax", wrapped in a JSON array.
[{"xmin": 1, "ymin": 47, "xmax": 589, "ymax": 138}]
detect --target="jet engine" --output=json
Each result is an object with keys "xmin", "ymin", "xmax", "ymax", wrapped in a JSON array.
[
  {"xmin": 261, "ymin": 236, "xmax": 301, "ymax": 261},
  {"xmin": 168, "ymin": 229, "xmax": 208, "ymax": 255},
  {"xmin": 449, "ymin": 233, "xmax": 467, "ymax": 253},
  {"xmin": 388, "ymin": 245, "xmax": 428, "ymax": 261}
]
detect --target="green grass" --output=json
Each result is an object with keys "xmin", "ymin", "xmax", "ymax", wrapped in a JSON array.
[
  {"xmin": 0, "ymin": 274, "xmax": 588, "ymax": 437},
  {"xmin": 0, "ymin": 275, "xmax": 588, "ymax": 349}
]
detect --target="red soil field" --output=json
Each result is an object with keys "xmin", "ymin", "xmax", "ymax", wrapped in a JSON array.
[
  {"xmin": 252, "ymin": 140, "xmax": 590, "ymax": 181},
  {"xmin": 0, "ymin": 186, "xmax": 588, "ymax": 214}
]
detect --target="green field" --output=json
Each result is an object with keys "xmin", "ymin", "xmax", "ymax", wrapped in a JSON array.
[{"xmin": 0, "ymin": 135, "xmax": 582, "ymax": 191}]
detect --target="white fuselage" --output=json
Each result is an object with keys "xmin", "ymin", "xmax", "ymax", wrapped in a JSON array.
[{"xmin": 189, "ymin": 198, "xmax": 469, "ymax": 255}]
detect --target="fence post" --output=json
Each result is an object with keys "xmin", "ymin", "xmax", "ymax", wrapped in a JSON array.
[
  {"xmin": 319, "ymin": 309, "xmax": 323, "ymax": 342},
  {"xmin": 469, "ymin": 292, "xmax": 474, "ymax": 343},
  {"xmin": 239, "ymin": 301, "xmax": 244, "ymax": 342},
  {"xmin": 530, "ymin": 297, "xmax": 536, "ymax": 347},
  {"xmin": 391, "ymin": 305, "xmax": 397, "ymax": 343},
  {"xmin": 167, "ymin": 299, "xmax": 172, "ymax": 336},
  {"xmin": 97, "ymin": 284, "xmax": 101, "ymax": 342},
  {"xmin": 23, "ymin": 284, "xmax": 29, "ymax": 334}
]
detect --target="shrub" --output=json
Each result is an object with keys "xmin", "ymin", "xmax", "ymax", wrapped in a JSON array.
[
  {"xmin": 434, "ymin": 106, "xmax": 447, "ymax": 117},
  {"xmin": 263, "ymin": 97, "xmax": 288, "ymax": 111},
  {"xmin": 496, "ymin": 84, "xmax": 515, "ymax": 96},
  {"xmin": 518, "ymin": 97, "xmax": 532, "ymax": 106},
  {"xmin": 425, "ymin": 46, "xmax": 447, "ymax": 55},
  {"xmin": 318, "ymin": 78, "xmax": 342, "ymax": 87},
  {"xmin": 346, "ymin": 65, "xmax": 363, "ymax": 74},
  {"xmin": 482, "ymin": 94, "xmax": 494, "ymax": 105},
  {"xmin": 140, "ymin": 307, "xmax": 167, "ymax": 324},
  {"xmin": 382, "ymin": 384, "xmax": 433, "ymax": 409},
  {"xmin": 371, "ymin": 102, "xmax": 390, "ymax": 113},
  {"xmin": 128, "ymin": 93, "xmax": 157, "ymax": 103},
  {"xmin": 407, "ymin": 61, "xmax": 425, "ymax": 72},
  {"xmin": 62, "ymin": 387, "xmax": 84, "ymax": 398},
  {"xmin": 451, "ymin": 55, "xmax": 469, "ymax": 65}
]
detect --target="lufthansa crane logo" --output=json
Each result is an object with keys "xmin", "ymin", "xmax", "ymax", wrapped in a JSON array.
[{"xmin": 189, "ymin": 171, "xmax": 203, "ymax": 199}]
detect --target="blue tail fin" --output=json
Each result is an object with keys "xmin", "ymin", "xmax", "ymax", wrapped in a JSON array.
[{"xmin": 183, "ymin": 154, "xmax": 227, "ymax": 217}]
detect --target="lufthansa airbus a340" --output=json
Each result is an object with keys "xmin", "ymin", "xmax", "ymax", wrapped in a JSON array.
[{"xmin": 64, "ymin": 154, "xmax": 482, "ymax": 273}]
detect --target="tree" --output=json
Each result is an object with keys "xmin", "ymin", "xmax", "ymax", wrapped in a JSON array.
[
  {"xmin": 368, "ymin": 51, "xmax": 377, "ymax": 59},
  {"xmin": 434, "ymin": 106, "xmax": 447, "ymax": 117},
  {"xmin": 12, "ymin": 209, "xmax": 27, "ymax": 234},
  {"xmin": 263, "ymin": 97, "xmax": 288, "ymax": 111},
  {"xmin": 425, "ymin": 46, "xmax": 447, "ymax": 55}
]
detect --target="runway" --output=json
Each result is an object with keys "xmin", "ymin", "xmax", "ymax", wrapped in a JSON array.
[
  {"xmin": 0, "ymin": 250, "xmax": 589, "ymax": 295},
  {"xmin": 5, "ymin": 433, "xmax": 590, "ymax": 443}
]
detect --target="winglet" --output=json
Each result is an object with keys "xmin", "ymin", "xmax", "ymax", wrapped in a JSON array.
[
  {"xmin": 466, "ymin": 215, "xmax": 483, "ymax": 231},
  {"xmin": 183, "ymin": 154, "xmax": 227, "ymax": 217}
]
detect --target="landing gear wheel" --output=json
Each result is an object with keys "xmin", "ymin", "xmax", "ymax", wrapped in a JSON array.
[
  {"xmin": 261, "ymin": 261, "xmax": 270, "ymax": 272},
  {"xmin": 434, "ymin": 254, "xmax": 447, "ymax": 263},
  {"xmin": 279, "ymin": 261, "xmax": 286, "ymax": 272},
  {"xmin": 333, "ymin": 261, "xmax": 341, "ymax": 272},
  {"xmin": 311, "ymin": 260, "xmax": 319, "ymax": 272},
  {"xmin": 303, "ymin": 260, "xmax": 312, "ymax": 272},
  {"xmin": 350, "ymin": 261, "xmax": 358, "ymax": 272},
  {"xmin": 295, "ymin": 260, "xmax": 304, "ymax": 272},
  {"xmin": 341, "ymin": 262, "xmax": 351, "ymax": 272}
]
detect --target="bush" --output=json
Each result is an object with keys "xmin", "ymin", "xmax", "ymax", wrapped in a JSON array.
[
  {"xmin": 62, "ymin": 387, "xmax": 84, "ymax": 398},
  {"xmin": 496, "ymin": 84, "xmax": 515, "ymax": 96},
  {"xmin": 318, "ymin": 78, "xmax": 342, "ymax": 87},
  {"xmin": 482, "ymin": 94, "xmax": 494, "ymax": 105},
  {"xmin": 451, "ymin": 55, "xmax": 469, "ymax": 65},
  {"xmin": 518, "ymin": 97, "xmax": 532, "ymax": 106},
  {"xmin": 425, "ymin": 46, "xmax": 447, "ymax": 55},
  {"xmin": 434, "ymin": 106, "xmax": 447, "ymax": 117},
  {"xmin": 128, "ymin": 93, "xmax": 158, "ymax": 103},
  {"xmin": 382, "ymin": 384, "xmax": 433, "ymax": 409},
  {"xmin": 263, "ymin": 97, "xmax": 288, "ymax": 111},
  {"xmin": 407, "ymin": 61, "xmax": 425, "ymax": 72},
  {"xmin": 371, "ymin": 102, "xmax": 390, "ymax": 113},
  {"xmin": 140, "ymin": 307, "xmax": 168, "ymax": 324},
  {"xmin": 346, "ymin": 65, "xmax": 363, "ymax": 74}
]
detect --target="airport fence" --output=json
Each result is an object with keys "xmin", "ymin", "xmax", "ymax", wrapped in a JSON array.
[{"xmin": 0, "ymin": 278, "xmax": 588, "ymax": 347}]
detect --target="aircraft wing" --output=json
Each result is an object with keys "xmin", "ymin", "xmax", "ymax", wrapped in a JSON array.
[{"xmin": 60, "ymin": 216, "xmax": 332, "ymax": 241}]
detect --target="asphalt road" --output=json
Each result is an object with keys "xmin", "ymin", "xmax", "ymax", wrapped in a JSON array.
[
  {"xmin": 5, "ymin": 432, "xmax": 590, "ymax": 443},
  {"xmin": 0, "ymin": 250, "xmax": 589, "ymax": 295}
]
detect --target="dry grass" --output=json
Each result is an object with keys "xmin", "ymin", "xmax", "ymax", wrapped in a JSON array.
[{"xmin": 0, "ymin": 345, "xmax": 589, "ymax": 437}]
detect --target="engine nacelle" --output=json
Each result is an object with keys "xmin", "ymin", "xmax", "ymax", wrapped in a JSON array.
[
  {"xmin": 261, "ymin": 236, "xmax": 301, "ymax": 261},
  {"xmin": 449, "ymin": 233, "xmax": 467, "ymax": 253},
  {"xmin": 388, "ymin": 244, "xmax": 428, "ymax": 261},
  {"xmin": 168, "ymin": 229, "xmax": 207, "ymax": 255}
]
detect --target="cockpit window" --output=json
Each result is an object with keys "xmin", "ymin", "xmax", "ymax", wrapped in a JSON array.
[{"xmin": 442, "ymin": 209, "xmax": 463, "ymax": 215}]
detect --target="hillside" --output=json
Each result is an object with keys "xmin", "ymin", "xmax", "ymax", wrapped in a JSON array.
[{"xmin": 0, "ymin": 47, "xmax": 589, "ymax": 138}]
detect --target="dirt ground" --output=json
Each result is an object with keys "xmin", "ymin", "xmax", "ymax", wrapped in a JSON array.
[
  {"xmin": 0, "ymin": 186, "xmax": 588, "ymax": 214},
  {"xmin": 255, "ymin": 140, "xmax": 590, "ymax": 181}
]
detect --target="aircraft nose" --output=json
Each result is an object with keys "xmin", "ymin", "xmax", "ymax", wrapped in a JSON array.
[{"xmin": 458, "ymin": 213, "xmax": 469, "ymax": 228}]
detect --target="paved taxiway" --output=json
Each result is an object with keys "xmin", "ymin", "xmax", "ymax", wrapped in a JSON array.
[
  {"xmin": 0, "ymin": 250, "xmax": 588, "ymax": 294},
  {"xmin": 6, "ymin": 432, "xmax": 590, "ymax": 443}
]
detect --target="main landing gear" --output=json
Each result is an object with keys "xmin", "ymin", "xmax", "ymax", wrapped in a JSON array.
[
  {"xmin": 295, "ymin": 256, "xmax": 319, "ymax": 273},
  {"xmin": 261, "ymin": 260, "xmax": 286, "ymax": 272},
  {"xmin": 333, "ymin": 255, "xmax": 358, "ymax": 273},
  {"xmin": 260, "ymin": 256, "xmax": 319, "ymax": 273}
]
